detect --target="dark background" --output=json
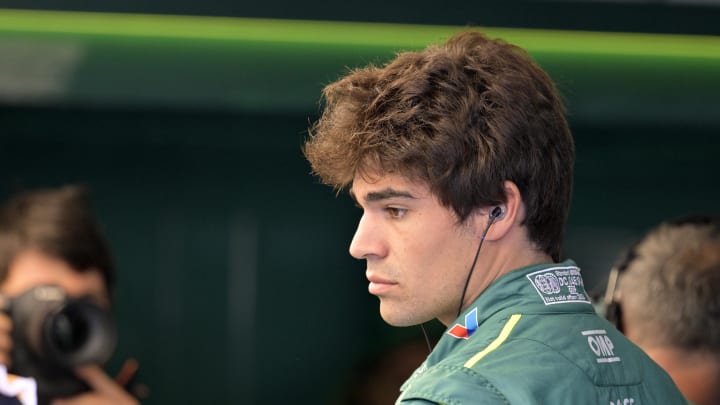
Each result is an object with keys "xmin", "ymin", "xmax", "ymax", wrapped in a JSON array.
[{"xmin": 1, "ymin": 1, "xmax": 719, "ymax": 404}]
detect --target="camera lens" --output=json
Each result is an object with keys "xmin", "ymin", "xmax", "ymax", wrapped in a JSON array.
[
  {"xmin": 42, "ymin": 299, "xmax": 116, "ymax": 367},
  {"xmin": 6, "ymin": 285, "xmax": 117, "ymax": 402},
  {"xmin": 48, "ymin": 304, "xmax": 91, "ymax": 354}
]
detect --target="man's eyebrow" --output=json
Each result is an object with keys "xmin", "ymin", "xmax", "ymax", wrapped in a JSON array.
[{"xmin": 351, "ymin": 188, "xmax": 417, "ymax": 203}]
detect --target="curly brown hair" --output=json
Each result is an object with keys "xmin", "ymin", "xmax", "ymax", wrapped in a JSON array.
[{"xmin": 304, "ymin": 30, "xmax": 574, "ymax": 261}]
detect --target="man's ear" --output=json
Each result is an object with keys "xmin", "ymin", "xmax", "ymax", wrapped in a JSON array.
[{"xmin": 478, "ymin": 180, "xmax": 523, "ymax": 241}]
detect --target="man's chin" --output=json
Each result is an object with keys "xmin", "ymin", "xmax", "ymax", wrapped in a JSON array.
[{"xmin": 379, "ymin": 303, "xmax": 425, "ymax": 327}]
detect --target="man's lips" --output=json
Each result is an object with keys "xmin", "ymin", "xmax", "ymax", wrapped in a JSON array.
[{"xmin": 367, "ymin": 273, "xmax": 398, "ymax": 295}]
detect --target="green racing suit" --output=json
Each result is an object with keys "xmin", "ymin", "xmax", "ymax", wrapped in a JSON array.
[{"xmin": 396, "ymin": 260, "xmax": 689, "ymax": 405}]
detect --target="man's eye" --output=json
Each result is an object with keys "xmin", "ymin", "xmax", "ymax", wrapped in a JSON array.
[{"xmin": 386, "ymin": 207, "xmax": 407, "ymax": 219}]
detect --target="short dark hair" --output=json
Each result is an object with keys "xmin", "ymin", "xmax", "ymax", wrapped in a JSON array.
[
  {"xmin": 616, "ymin": 214, "xmax": 720, "ymax": 351},
  {"xmin": 0, "ymin": 185, "xmax": 115, "ymax": 298},
  {"xmin": 304, "ymin": 30, "xmax": 574, "ymax": 261}
]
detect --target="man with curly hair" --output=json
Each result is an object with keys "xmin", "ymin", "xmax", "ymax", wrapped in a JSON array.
[{"xmin": 305, "ymin": 30, "xmax": 688, "ymax": 404}]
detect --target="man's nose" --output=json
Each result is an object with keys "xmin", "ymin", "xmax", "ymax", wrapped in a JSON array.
[{"xmin": 349, "ymin": 213, "xmax": 387, "ymax": 259}]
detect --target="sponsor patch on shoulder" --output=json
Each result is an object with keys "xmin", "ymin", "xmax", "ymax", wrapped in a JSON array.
[{"xmin": 526, "ymin": 266, "xmax": 591, "ymax": 305}]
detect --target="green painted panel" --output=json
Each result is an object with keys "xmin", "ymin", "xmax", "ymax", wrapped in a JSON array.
[{"xmin": 0, "ymin": 9, "xmax": 718, "ymax": 125}]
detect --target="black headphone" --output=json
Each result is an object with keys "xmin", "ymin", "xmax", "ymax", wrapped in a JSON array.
[
  {"xmin": 489, "ymin": 205, "xmax": 506, "ymax": 221},
  {"xmin": 603, "ymin": 214, "xmax": 720, "ymax": 332},
  {"xmin": 456, "ymin": 205, "xmax": 507, "ymax": 318},
  {"xmin": 603, "ymin": 247, "xmax": 636, "ymax": 332}
]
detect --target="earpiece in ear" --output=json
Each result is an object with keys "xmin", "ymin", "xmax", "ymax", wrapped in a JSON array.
[{"xmin": 489, "ymin": 206, "xmax": 506, "ymax": 221}]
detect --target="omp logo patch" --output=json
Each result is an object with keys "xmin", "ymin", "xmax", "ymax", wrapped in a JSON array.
[
  {"xmin": 582, "ymin": 329, "xmax": 621, "ymax": 364},
  {"xmin": 526, "ymin": 266, "xmax": 591, "ymax": 305},
  {"xmin": 447, "ymin": 307, "xmax": 479, "ymax": 339}
]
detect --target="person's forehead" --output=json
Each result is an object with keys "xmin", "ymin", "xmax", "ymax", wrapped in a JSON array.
[
  {"xmin": 3, "ymin": 249, "xmax": 111, "ymax": 307},
  {"xmin": 350, "ymin": 172, "xmax": 430, "ymax": 195}
]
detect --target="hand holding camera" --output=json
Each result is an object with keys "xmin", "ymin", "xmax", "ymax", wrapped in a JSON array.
[{"xmin": 0, "ymin": 285, "xmax": 136, "ymax": 405}]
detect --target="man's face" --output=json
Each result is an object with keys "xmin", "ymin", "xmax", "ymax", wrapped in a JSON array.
[
  {"xmin": 350, "ymin": 173, "xmax": 480, "ymax": 327},
  {"xmin": 1, "ymin": 250, "xmax": 109, "ymax": 308}
]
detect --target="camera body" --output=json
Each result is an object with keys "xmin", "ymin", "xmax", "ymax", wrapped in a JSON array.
[{"xmin": 2, "ymin": 285, "xmax": 116, "ymax": 404}]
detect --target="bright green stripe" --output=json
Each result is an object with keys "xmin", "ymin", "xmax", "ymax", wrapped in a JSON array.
[
  {"xmin": 0, "ymin": 9, "xmax": 455, "ymax": 46},
  {"xmin": 464, "ymin": 314, "xmax": 522, "ymax": 368},
  {"xmin": 0, "ymin": 8, "xmax": 719, "ymax": 59}
]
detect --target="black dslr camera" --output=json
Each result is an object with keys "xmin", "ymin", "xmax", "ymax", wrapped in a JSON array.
[{"xmin": 1, "ymin": 285, "xmax": 116, "ymax": 404}]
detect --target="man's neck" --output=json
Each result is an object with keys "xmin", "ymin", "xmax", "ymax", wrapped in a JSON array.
[
  {"xmin": 483, "ymin": 225, "xmax": 554, "ymax": 285},
  {"xmin": 456, "ymin": 234, "xmax": 553, "ymax": 318}
]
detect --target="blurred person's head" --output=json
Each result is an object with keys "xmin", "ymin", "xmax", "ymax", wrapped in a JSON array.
[
  {"xmin": 0, "ymin": 185, "xmax": 114, "ymax": 306},
  {"xmin": 605, "ymin": 214, "xmax": 720, "ymax": 405},
  {"xmin": 0, "ymin": 185, "xmax": 117, "ymax": 404}
]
